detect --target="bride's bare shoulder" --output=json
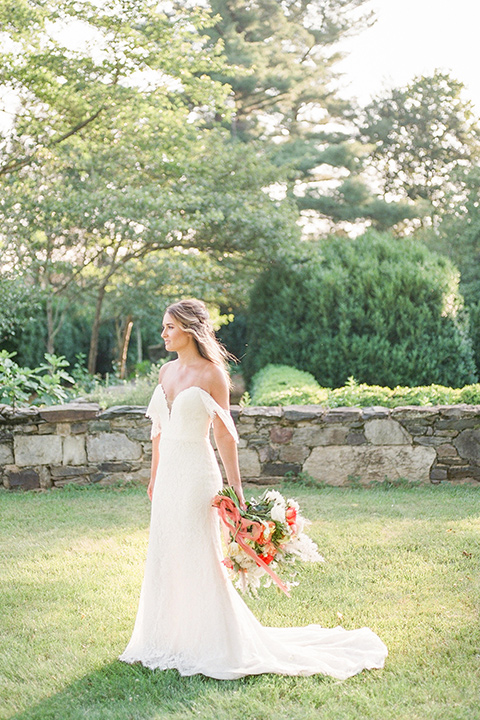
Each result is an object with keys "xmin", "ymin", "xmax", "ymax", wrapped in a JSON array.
[
  {"xmin": 204, "ymin": 363, "xmax": 229, "ymax": 405},
  {"xmin": 158, "ymin": 360, "xmax": 177, "ymax": 382},
  {"xmin": 203, "ymin": 361, "xmax": 226, "ymax": 385}
]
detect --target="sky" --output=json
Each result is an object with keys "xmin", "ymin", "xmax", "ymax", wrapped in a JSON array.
[{"xmin": 336, "ymin": 0, "xmax": 480, "ymax": 110}]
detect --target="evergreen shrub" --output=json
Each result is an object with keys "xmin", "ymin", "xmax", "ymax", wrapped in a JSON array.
[
  {"xmin": 249, "ymin": 364, "xmax": 329, "ymax": 406},
  {"xmin": 244, "ymin": 231, "xmax": 477, "ymax": 388}
]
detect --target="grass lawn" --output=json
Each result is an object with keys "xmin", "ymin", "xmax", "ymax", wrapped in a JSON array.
[{"xmin": 0, "ymin": 482, "xmax": 479, "ymax": 720}]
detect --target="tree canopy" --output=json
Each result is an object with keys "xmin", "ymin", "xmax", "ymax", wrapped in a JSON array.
[
  {"xmin": 197, "ymin": 0, "xmax": 420, "ymax": 232},
  {"xmin": 436, "ymin": 167, "xmax": 480, "ymax": 372},
  {"xmin": 0, "ymin": 0, "xmax": 300, "ymax": 372},
  {"xmin": 359, "ymin": 71, "xmax": 480, "ymax": 228}
]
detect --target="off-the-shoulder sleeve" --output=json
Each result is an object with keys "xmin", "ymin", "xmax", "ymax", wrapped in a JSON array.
[
  {"xmin": 145, "ymin": 385, "xmax": 162, "ymax": 440},
  {"xmin": 200, "ymin": 392, "xmax": 239, "ymax": 443}
]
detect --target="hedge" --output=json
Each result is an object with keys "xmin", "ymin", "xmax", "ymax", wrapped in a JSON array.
[{"xmin": 247, "ymin": 364, "xmax": 480, "ymax": 407}]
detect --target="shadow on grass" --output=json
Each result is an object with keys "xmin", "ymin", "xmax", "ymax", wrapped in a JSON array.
[{"xmin": 7, "ymin": 660, "xmax": 269, "ymax": 720}]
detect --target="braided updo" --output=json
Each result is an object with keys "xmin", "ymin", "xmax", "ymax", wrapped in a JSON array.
[{"xmin": 165, "ymin": 299, "xmax": 233, "ymax": 378}]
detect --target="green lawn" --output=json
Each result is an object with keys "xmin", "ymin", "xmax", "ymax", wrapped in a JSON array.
[{"xmin": 1, "ymin": 482, "xmax": 479, "ymax": 720}]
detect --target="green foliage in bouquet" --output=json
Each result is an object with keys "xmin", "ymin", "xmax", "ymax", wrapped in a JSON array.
[
  {"xmin": 218, "ymin": 486, "xmax": 288, "ymax": 549},
  {"xmin": 244, "ymin": 231, "xmax": 477, "ymax": 388}
]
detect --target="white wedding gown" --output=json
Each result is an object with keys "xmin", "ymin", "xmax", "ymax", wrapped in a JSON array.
[{"xmin": 119, "ymin": 385, "xmax": 388, "ymax": 680}]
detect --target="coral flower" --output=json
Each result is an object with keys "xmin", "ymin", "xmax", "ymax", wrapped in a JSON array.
[
  {"xmin": 256, "ymin": 529, "xmax": 267, "ymax": 545},
  {"xmin": 286, "ymin": 506, "xmax": 297, "ymax": 525},
  {"xmin": 264, "ymin": 542, "xmax": 277, "ymax": 557}
]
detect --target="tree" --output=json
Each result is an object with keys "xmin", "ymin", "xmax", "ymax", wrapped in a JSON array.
[
  {"xmin": 102, "ymin": 249, "xmax": 259, "ymax": 377},
  {"xmin": 359, "ymin": 71, "xmax": 480, "ymax": 229},
  {"xmin": 294, "ymin": 171, "xmax": 422, "ymax": 232},
  {"xmin": 244, "ymin": 231, "xmax": 477, "ymax": 388},
  {"xmin": 0, "ymin": 1, "xmax": 300, "ymax": 372},
  {"xmin": 1, "ymin": 132, "xmax": 299, "ymax": 371},
  {"xmin": 436, "ymin": 167, "xmax": 480, "ymax": 372},
  {"xmin": 0, "ymin": 0, "xmax": 229, "ymax": 367},
  {"xmin": 196, "ymin": 0, "xmax": 421, "ymax": 232},
  {"xmin": 0, "ymin": 0, "xmax": 228, "ymax": 178},
  {"xmin": 200, "ymin": 0, "xmax": 373, "ymax": 139}
]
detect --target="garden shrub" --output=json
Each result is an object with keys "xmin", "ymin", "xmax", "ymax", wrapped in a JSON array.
[
  {"xmin": 328, "ymin": 377, "xmax": 480, "ymax": 407},
  {"xmin": 249, "ymin": 364, "xmax": 329, "ymax": 406},
  {"xmin": 244, "ymin": 231, "xmax": 477, "ymax": 388},
  {"xmin": 0, "ymin": 351, "xmax": 74, "ymax": 408},
  {"xmin": 248, "ymin": 365, "xmax": 480, "ymax": 407}
]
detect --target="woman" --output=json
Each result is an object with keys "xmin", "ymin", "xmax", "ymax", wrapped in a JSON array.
[{"xmin": 119, "ymin": 299, "xmax": 387, "ymax": 680}]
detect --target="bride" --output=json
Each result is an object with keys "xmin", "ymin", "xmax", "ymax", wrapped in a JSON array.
[{"xmin": 119, "ymin": 299, "xmax": 387, "ymax": 680}]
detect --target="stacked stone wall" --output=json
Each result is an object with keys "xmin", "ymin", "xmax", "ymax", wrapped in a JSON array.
[{"xmin": 1, "ymin": 402, "xmax": 480, "ymax": 490}]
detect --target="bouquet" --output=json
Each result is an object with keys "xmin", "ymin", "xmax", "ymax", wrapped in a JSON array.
[{"xmin": 212, "ymin": 487, "xmax": 324, "ymax": 596}]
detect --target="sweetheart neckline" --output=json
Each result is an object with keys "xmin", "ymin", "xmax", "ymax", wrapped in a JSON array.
[
  {"xmin": 157, "ymin": 383, "xmax": 212, "ymax": 416},
  {"xmin": 147, "ymin": 384, "xmax": 239, "ymax": 443}
]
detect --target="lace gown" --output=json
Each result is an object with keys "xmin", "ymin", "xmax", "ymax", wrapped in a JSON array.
[{"xmin": 119, "ymin": 385, "xmax": 388, "ymax": 680}]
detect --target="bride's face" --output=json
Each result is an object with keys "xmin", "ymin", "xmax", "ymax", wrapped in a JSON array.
[{"xmin": 161, "ymin": 312, "xmax": 191, "ymax": 353}]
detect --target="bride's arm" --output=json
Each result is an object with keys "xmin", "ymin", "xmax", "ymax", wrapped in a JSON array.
[
  {"xmin": 210, "ymin": 368, "xmax": 246, "ymax": 508},
  {"xmin": 147, "ymin": 365, "xmax": 169, "ymax": 501},
  {"xmin": 147, "ymin": 433, "xmax": 160, "ymax": 501},
  {"xmin": 214, "ymin": 426, "xmax": 245, "ymax": 508}
]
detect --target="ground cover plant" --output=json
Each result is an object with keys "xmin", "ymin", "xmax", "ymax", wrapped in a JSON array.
[
  {"xmin": 4, "ymin": 356, "xmax": 480, "ymax": 411},
  {"xmin": 1, "ymin": 482, "xmax": 479, "ymax": 720}
]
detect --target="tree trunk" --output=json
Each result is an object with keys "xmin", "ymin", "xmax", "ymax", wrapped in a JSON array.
[
  {"xmin": 114, "ymin": 318, "xmax": 123, "ymax": 366},
  {"xmin": 136, "ymin": 322, "xmax": 143, "ymax": 364},
  {"xmin": 45, "ymin": 297, "xmax": 69, "ymax": 356},
  {"xmin": 119, "ymin": 315, "xmax": 133, "ymax": 380},
  {"xmin": 88, "ymin": 284, "xmax": 107, "ymax": 374},
  {"xmin": 45, "ymin": 298, "xmax": 55, "ymax": 355}
]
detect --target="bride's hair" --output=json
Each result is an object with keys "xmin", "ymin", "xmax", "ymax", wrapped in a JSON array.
[{"xmin": 165, "ymin": 299, "xmax": 234, "ymax": 378}]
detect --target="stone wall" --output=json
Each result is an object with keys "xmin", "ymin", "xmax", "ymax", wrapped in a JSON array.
[
  {"xmin": 1, "ymin": 402, "xmax": 480, "ymax": 490},
  {"xmin": 0, "ymin": 403, "xmax": 151, "ymax": 490}
]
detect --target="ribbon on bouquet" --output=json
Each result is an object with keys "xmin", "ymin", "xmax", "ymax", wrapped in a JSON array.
[{"xmin": 212, "ymin": 495, "xmax": 290, "ymax": 597}]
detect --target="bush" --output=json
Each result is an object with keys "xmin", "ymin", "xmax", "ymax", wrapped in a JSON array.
[
  {"xmin": 249, "ymin": 364, "xmax": 329, "ymax": 406},
  {"xmin": 244, "ymin": 231, "xmax": 477, "ymax": 388},
  {"xmin": 0, "ymin": 351, "xmax": 74, "ymax": 408},
  {"xmin": 328, "ymin": 377, "xmax": 480, "ymax": 407},
  {"xmin": 247, "ymin": 364, "xmax": 480, "ymax": 407}
]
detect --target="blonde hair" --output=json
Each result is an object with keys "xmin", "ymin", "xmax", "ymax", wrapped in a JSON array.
[{"xmin": 165, "ymin": 299, "xmax": 233, "ymax": 378}]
